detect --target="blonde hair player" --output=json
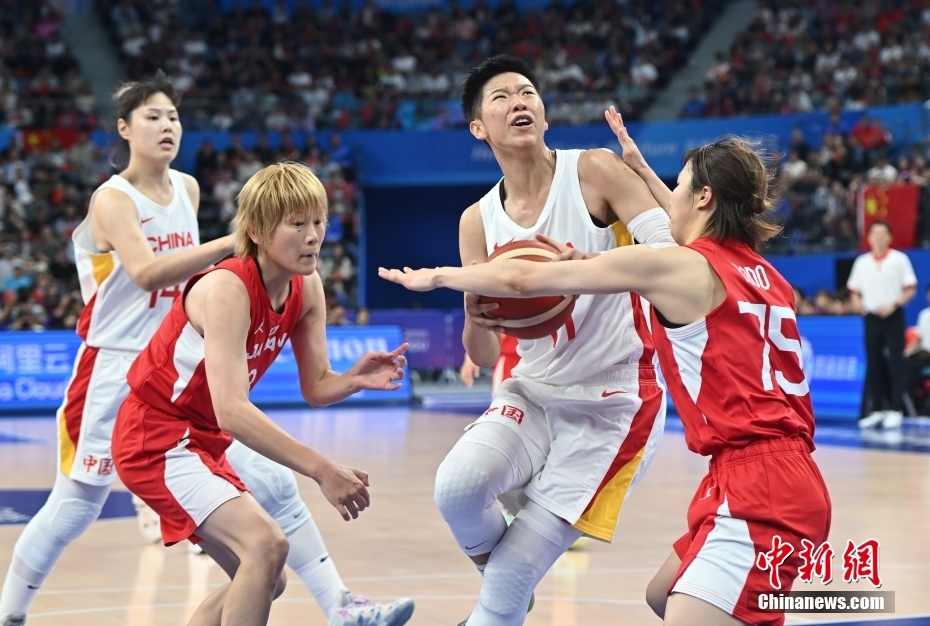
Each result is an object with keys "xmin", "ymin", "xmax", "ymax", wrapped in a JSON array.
[
  {"xmin": 381, "ymin": 110, "xmax": 832, "ymax": 626},
  {"xmin": 0, "ymin": 71, "xmax": 235, "ymax": 626},
  {"xmin": 408, "ymin": 54, "xmax": 673, "ymax": 626},
  {"xmin": 112, "ymin": 163, "xmax": 414, "ymax": 626}
]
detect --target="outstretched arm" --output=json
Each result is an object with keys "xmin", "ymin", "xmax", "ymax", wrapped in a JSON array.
[
  {"xmin": 193, "ymin": 271, "xmax": 371, "ymax": 521},
  {"xmin": 380, "ymin": 243, "xmax": 717, "ymax": 324},
  {"xmin": 290, "ymin": 273, "xmax": 408, "ymax": 407}
]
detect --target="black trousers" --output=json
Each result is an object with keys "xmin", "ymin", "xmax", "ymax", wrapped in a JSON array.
[{"xmin": 863, "ymin": 309, "xmax": 906, "ymax": 413}]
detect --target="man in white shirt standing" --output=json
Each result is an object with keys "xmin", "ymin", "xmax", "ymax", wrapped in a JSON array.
[{"xmin": 848, "ymin": 221, "xmax": 917, "ymax": 429}]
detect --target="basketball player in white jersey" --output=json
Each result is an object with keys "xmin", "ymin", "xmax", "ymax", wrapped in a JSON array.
[
  {"xmin": 0, "ymin": 73, "xmax": 411, "ymax": 626},
  {"xmin": 424, "ymin": 55, "xmax": 674, "ymax": 626}
]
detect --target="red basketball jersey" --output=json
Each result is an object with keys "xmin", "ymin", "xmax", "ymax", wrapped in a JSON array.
[
  {"xmin": 127, "ymin": 257, "xmax": 305, "ymax": 431},
  {"xmin": 650, "ymin": 238, "xmax": 814, "ymax": 457}
]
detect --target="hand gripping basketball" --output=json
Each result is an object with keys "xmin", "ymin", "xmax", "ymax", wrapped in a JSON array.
[{"xmin": 477, "ymin": 240, "xmax": 577, "ymax": 340}]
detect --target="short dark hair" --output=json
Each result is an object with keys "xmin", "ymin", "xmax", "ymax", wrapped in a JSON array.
[
  {"xmin": 110, "ymin": 70, "xmax": 182, "ymax": 167},
  {"xmin": 869, "ymin": 220, "xmax": 892, "ymax": 236},
  {"xmin": 461, "ymin": 55, "xmax": 540, "ymax": 123}
]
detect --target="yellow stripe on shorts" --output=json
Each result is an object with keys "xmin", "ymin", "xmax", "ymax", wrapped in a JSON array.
[
  {"xmin": 573, "ymin": 446, "xmax": 645, "ymax": 542},
  {"xmin": 58, "ymin": 403, "xmax": 77, "ymax": 476}
]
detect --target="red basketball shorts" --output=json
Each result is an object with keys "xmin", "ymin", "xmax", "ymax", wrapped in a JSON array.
[
  {"xmin": 113, "ymin": 393, "xmax": 247, "ymax": 546},
  {"xmin": 670, "ymin": 436, "xmax": 832, "ymax": 626}
]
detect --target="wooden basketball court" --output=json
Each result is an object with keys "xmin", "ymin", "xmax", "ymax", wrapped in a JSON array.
[{"xmin": 1, "ymin": 407, "xmax": 928, "ymax": 625}]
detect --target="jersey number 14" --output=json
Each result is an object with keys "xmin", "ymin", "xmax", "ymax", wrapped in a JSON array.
[{"xmin": 149, "ymin": 285, "xmax": 182, "ymax": 308}]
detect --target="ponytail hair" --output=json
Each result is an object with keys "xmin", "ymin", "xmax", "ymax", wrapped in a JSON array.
[
  {"xmin": 109, "ymin": 70, "xmax": 182, "ymax": 168},
  {"xmin": 684, "ymin": 136, "xmax": 782, "ymax": 251}
]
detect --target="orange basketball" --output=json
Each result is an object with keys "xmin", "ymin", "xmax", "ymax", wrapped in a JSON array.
[{"xmin": 477, "ymin": 240, "xmax": 576, "ymax": 340}]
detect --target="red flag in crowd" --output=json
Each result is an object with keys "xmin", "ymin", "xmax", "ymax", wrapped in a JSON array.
[{"xmin": 859, "ymin": 184, "xmax": 920, "ymax": 249}]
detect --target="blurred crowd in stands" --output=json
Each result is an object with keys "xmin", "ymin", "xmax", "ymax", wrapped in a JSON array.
[
  {"xmin": 0, "ymin": 133, "xmax": 107, "ymax": 331},
  {"xmin": 767, "ymin": 113, "xmax": 930, "ymax": 253},
  {"xmin": 98, "ymin": 0, "xmax": 720, "ymax": 130},
  {"xmin": 4, "ymin": 0, "xmax": 930, "ymax": 330},
  {"xmin": 793, "ymin": 285, "xmax": 855, "ymax": 316},
  {"xmin": 683, "ymin": 0, "xmax": 930, "ymax": 119},
  {"xmin": 0, "ymin": 2, "xmax": 97, "ymax": 129}
]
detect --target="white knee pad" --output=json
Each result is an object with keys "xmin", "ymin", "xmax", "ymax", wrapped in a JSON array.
[
  {"xmin": 227, "ymin": 442, "xmax": 310, "ymax": 535},
  {"xmin": 433, "ymin": 456, "xmax": 496, "ymax": 523},
  {"xmin": 479, "ymin": 518, "xmax": 549, "ymax": 618},
  {"xmin": 13, "ymin": 474, "xmax": 109, "ymax": 576},
  {"xmin": 434, "ymin": 422, "xmax": 533, "ymax": 520},
  {"xmin": 49, "ymin": 498, "xmax": 103, "ymax": 544}
]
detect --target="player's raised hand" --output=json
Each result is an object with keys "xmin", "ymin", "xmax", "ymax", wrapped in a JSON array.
[
  {"xmin": 348, "ymin": 342, "xmax": 409, "ymax": 390},
  {"xmin": 535, "ymin": 234, "xmax": 599, "ymax": 261},
  {"xmin": 605, "ymin": 106, "xmax": 647, "ymax": 172},
  {"xmin": 378, "ymin": 266, "xmax": 439, "ymax": 291},
  {"xmin": 318, "ymin": 463, "xmax": 370, "ymax": 521}
]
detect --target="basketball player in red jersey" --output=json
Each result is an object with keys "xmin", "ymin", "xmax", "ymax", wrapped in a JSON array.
[
  {"xmin": 382, "ymin": 114, "xmax": 832, "ymax": 626},
  {"xmin": 113, "ymin": 163, "xmax": 412, "ymax": 626}
]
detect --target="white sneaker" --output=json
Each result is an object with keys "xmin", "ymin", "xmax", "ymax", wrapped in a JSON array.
[
  {"xmin": 858, "ymin": 411, "xmax": 886, "ymax": 429},
  {"xmin": 330, "ymin": 589, "xmax": 415, "ymax": 626},
  {"xmin": 882, "ymin": 410, "xmax": 903, "ymax": 429},
  {"xmin": 132, "ymin": 495, "xmax": 163, "ymax": 544},
  {"xmin": 0, "ymin": 614, "xmax": 26, "ymax": 626}
]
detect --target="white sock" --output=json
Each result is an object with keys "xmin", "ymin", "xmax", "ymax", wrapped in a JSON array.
[
  {"xmin": 285, "ymin": 518, "xmax": 346, "ymax": 620},
  {"xmin": 0, "ymin": 567, "xmax": 41, "ymax": 617}
]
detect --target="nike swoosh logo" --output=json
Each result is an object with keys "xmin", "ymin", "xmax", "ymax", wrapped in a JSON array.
[
  {"xmin": 493, "ymin": 238, "xmax": 515, "ymax": 251},
  {"xmin": 601, "ymin": 390, "xmax": 626, "ymax": 397},
  {"xmin": 141, "ymin": 217, "xmax": 155, "ymax": 224},
  {"xmin": 27, "ymin": 585, "xmax": 39, "ymax": 589},
  {"xmin": 464, "ymin": 540, "xmax": 490, "ymax": 550}
]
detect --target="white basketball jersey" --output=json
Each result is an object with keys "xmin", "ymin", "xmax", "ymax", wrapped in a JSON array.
[
  {"xmin": 74, "ymin": 170, "xmax": 200, "ymax": 352},
  {"xmin": 479, "ymin": 149, "xmax": 647, "ymax": 384}
]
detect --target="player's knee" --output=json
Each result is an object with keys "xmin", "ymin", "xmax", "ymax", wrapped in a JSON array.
[
  {"xmin": 272, "ymin": 569, "xmax": 288, "ymax": 600},
  {"xmin": 245, "ymin": 522, "xmax": 289, "ymax": 573},
  {"xmin": 645, "ymin": 575, "xmax": 668, "ymax": 618},
  {"xmin": 434, "ymin": 457, "xmax": 493, "ymax": 522},
  {"xmin": 49, "ymin": 497, "xmax": 103, "ymax": 544}
]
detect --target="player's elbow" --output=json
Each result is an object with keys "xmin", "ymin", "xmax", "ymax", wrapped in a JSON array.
[
  {"xmin": 302, "ymin": 391, "xmax": 331, "ymax": 409},
  {"xmin": 500, "ymin": 264, "xmax": 536, "ymax": 296},
  {"xmin": 128, "ymin": 267, "xmax": 158, "ymax": 293},
  {"xmin": 300, "ymin": 381, "xmax": 332, "ymax": 409},
  {"xmin": 213, "ymin": 400, "xmax": 248, "ymax": 435}
]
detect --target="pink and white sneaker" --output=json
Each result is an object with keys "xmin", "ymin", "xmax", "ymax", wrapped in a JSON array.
[{"xmin": 330, "ymin": 590, "xmax": 415, "ymax": 626}]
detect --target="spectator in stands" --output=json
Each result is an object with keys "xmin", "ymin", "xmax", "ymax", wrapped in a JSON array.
[
  {"xmin": 213, "ymin": 169, "xmax": 242, "ymax": 230},
  {"xmin": 782, "ymin": 150, "xmax": 808, "ymax": 181},
  {"xmin": 678, "ymin": 87, "xmax": 707, "ymax": 118},
  {"xmin": 866, "ymin": 155, "xmax": 898, "ymax": 185},
  {"xmin": 3, "ymin": 264, "xmax": 33, "ymax": 297},
  {"xmin": 0, "ymin": 287, "xmax": 46, "ymax": 330},
  {"xmin": 848, "ymin": 221, "xmax": 917, "ymax": 429}
]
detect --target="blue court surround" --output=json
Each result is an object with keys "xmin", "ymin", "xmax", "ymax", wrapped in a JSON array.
[{"xmin": 0, "ymin": 489, "xmax": 135, "ymax": 526}]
